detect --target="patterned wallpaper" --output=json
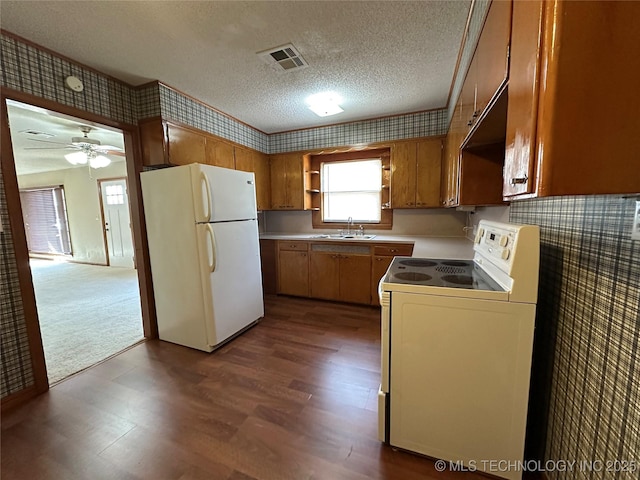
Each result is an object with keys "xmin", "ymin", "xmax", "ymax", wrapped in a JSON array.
[
  {"xmin": 510, "ymin": 195, "xmax": 639, "ymax": 479},
  {"xmin": 269, "ymin": 109, "xmax": 447, "ymax": 153},
  {"xmin": 0, "ymin": 170, "xmax": 35, "ymax": 397},
  {"xmin": 0, "ymin": 35, "xmax": 138, "ymax": 125},
  {"xmin": 158, "ymin": 85, "xmax": 270, "ymax": 153}
]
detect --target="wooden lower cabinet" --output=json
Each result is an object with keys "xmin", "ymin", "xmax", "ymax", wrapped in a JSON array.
[
  {"xmin": 309, "ymin": 252, "xmax": 340, "ymax": 300},
  {"xmin": 277, "ymin": 244, "xmax": 309, "ymax": 297},
  {"xmin": 276, "ymin": 240, "xmax": 413, "ymax": 306},
  {"xmin": 338, "ymin": 255, "xmax": 371, "ymax": 304},
  {"xmin": 309, "ymin": 252, "xmax": 371, "ymax": 304}
]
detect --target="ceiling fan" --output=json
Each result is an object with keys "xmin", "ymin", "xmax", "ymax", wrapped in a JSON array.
[{"xmin": 25, "ymin": 126, "xmax": 125, "ymax": 168}]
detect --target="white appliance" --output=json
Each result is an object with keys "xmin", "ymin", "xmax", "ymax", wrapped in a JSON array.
[
  {"xmin": 141, "ymin": 163, "xmax": 264, "ymax": 352},
  {"xmin": 378, "ymin": 220, "xmax": 540, "ymax": 480}
]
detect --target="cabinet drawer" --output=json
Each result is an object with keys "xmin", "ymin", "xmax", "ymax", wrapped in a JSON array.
[
  {"xmin": 373, "ymin": 244, "xmax": 413, "ymax": 256},
  {"xmin": 278, "ymin": 241, "xmax": 308, "ymax": 252}
]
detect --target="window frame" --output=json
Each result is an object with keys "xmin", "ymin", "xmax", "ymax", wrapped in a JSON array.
[
  {"xmin": 310, "ymin": 148, "xmax": 392, "ymax": 230},
  {"xmin": 19, "ymin": 184, "xmax": 73, "ymax": 256}
]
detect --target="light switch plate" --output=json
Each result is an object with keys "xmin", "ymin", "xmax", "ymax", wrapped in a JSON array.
[{"xmin": 631, "ymin": 200, "xmax": 640, "ymax": 241}]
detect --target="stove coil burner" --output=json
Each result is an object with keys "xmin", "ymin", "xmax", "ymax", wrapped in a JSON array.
[
  {"xmin": 394, "ymin": 272, "xmax": 433, "ymax": 282},
  {"xmin": 435, "ymin": 266, "xmax": 466, "ymax": 274},
  {"xmin": 399, "ymin": 259, "xmax": 437, "ymax": 267},
  {"xmin": 441, "ymin": 261, "xmax": 470, "ymax": 267},
  {"xmin": 441, "ymin": 274, "xmax": 474, "ymax": 285}
]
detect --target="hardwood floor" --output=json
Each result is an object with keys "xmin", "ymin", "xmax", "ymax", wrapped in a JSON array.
[{"xmin": 2, "ymin": 296, "xmax": 489, "ymax": 480}]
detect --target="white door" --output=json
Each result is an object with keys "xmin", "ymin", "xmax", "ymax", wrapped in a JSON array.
[
  {"xmin": 190, "ymin": 164, "xmax": 257, "ymax": 223},
  {"xmin": 196, "ymin": 219, "xmax": 264, "ymax": 347},
  {"xmin": 100, "ymin": 179, "xmax": 134, "ymax": 268}
]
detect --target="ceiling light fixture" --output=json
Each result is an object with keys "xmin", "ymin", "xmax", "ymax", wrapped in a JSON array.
[
  {"xmin": 64, "ymin": 149, "xmax": 111, "ymax": 168},
  {"xmin": 306, "ymin": 92, "xmax": 344, "ymax": 117}
]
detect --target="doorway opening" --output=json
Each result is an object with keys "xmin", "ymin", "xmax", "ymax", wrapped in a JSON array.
[{"xmin": 6, "ymin": 99, "xmax": 144, "ymax": 384}]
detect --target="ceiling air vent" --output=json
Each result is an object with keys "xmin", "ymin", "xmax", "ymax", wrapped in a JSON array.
[{"xmin": 258, "ymin": 43, "xmax": 308, "ymax": 72}]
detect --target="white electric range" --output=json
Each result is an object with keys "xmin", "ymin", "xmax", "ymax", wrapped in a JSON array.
[{"xmin": 378, "ymin": 220, "xmax": 540, "ymax": 480}]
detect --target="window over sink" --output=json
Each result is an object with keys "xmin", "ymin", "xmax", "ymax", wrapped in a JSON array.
[
  {"xmin": 308, "ymin": 147, "xmax": 392, "ymax": 229},
  {"xmin": 322, "ymin": 159, "xmax": 382, "ymax": 223}
]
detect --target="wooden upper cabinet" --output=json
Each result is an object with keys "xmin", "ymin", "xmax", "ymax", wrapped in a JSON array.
[
  {"xmin": 139, "ymin": 118, "xmax": 168, "ymax": 166},
  {"xmin": 505, "ymin": 0, "xmax": 640, "ymax": 198},
  {"xmin": 391, "ymin": 142, "xmax": 417, "ymax": 208},
  {"xmin": 391, "ymin": 138, "xmax": 442, "ymax": 209},
  {"xmin": 205, "ymin": 138, "xmax": 235, "ymax": 169},
  {"xmin": 503, "ymin": 0, "xmax": 544, "ymax": 197},
  {"xmin": 475, "ymin": 0, "xmax": 512, "ymax": 114},
  {"xmin": 235, "ymin": 147, "xmax": 271, "ymax": 211},
  {"xmin": 460, "ymin": 0, "xmax": 511, "ymax": 134},
  {"xmin": 415, "ymin": 139, "xmax": 442, "ymax": 207},
  {"xmin": 166, "ymin": 123, "xmax": 206, "ymax": 166},
  {"xmin": 269, "ymin": 153, "xmax": 304, "ymax": 210}
]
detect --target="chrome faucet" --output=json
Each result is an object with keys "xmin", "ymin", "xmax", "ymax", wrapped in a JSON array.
[{"xmin": 347, "ymin": 216, "xmax": 353, "ymax": 235}]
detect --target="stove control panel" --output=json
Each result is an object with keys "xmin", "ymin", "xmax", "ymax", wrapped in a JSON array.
[{"xmin": 474, "ymin": 223, "xmax": 517, "ymax": 268}]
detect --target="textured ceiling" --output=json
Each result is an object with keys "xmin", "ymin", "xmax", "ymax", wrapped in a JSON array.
[
  {"xmin": 7, "ymin": 101, "xmax": 126, "ymax": 176},
  {"xmin": 0, "ymin": 1, "xmax": 471, "ymax": 133}
]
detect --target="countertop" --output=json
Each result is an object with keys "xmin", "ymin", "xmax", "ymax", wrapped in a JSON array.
[{"xmin": 259, "ymin": 233, "xmax": 474, "ymax": 259}]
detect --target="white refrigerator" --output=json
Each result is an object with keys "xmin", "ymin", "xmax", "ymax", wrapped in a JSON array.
[{"xmin": 140, "ymin": 163, "xmax": 264, "ymax": 352}]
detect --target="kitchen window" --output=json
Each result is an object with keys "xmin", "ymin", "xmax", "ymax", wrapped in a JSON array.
[
  {"xmin": 309, "ymin": 148, "xmax": 392, "ymax": 229},
  {"xmin": 322, "ymin": 159, "xmax": 382, "ymax": 223}
]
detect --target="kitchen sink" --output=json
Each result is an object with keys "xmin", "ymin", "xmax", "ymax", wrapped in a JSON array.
[{"xmin": 307, "ymin": 234, "xmax": 376, "ymax": 240}]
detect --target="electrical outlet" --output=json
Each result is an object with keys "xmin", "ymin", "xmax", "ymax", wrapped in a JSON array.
[{"xmin": 632, "ymin": 200, "xmax": 640, "ymax": 241}]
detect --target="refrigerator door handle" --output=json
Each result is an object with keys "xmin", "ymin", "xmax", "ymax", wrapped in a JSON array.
[
  {"xmin": 206, "ymin": 224, "xmax": 216, "ymax": 272},
  {"xmin": 200, "ymin": 171, "xmax": 212, "ymax": 222}
]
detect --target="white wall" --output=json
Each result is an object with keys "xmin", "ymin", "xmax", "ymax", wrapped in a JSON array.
[
  {"xmin": 464, "ymin": 205, "xmax": 510, "ymax": 240},
  {"xmin": 263, "ymin": 208, "xmax": 468, "ymax": 237},
  {"xmin": 17, "ymin": 162, "xmax": 128, "ymax": 264}
]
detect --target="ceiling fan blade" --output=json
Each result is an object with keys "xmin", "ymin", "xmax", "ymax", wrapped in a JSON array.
[
  {"xmin": 24, "ymin": 146, "xmax": 76, "ymax": 150},
  {"xmin": 104, "ymin": 150, "xmax": 126, "ymax": 157},
  {"xmin": 25, "ymin": 138, "xmax": 72, "ymax": 146},
  {"xmin": 98, "ymin": 144, "xmax": 123, "ymax": 151}
]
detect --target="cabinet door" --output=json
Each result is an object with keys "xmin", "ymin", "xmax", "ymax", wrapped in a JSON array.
[
  {"xmin": 270, "ymin": 153, "xmax": 303, "ymax": 210},
  {"xmin": 253, "ymin": 151, "xmax": 271, "ymax": 211},
  {"xmin": 339, "ymin": 255, "xmax": 371, "ymax": 305},
  {"xmin": 139, "ymin": 119, "xmax": 167, "ymax": 166},
  {"xmin": 269, "ymin": 155, "xmax": 289, "ymax": 209},
  {"xmin": 475, "ymin": 0, "xmax": 512, "ymax": 114},
  {"xmin": 167, "ymin": 124, "xmax": 206, "ymax": 166},
  {"xmin": 284, "ymin": 154, "xmax": 304, "ymax": 210},
  {"xmin": 206, "ymin": 138, "xmax": 235, "ymax": 169},
  {"xmin": 460, "ymin": 55, "xmax": 478, "ymax": 133},
  {"xmin": 309, "ymin": 252, "xmax": 340, "ymax": 300},
  {"xmin": 234, "ymin": 147, "xmax": 253, "ymax": 172},
  {"xmin": 236, "ymin": 148, "xmax": 271, "ymax": 211},
  {"xmin": 278, "ymin": 250, "xmax": 309, "ymax": 297},
  {"xmin": 391, "ymin": 142, "xmax": 417, "ymax": 208},
  {"xmin": 503, "ymin": 0, "xmax": 544, "ymax": 197},
  {"xmin": 415, "ymin": 139, "xmax": 442, "ymax": 208},
  {"xmin": 371, "ymin": 255, "xmax": 394, "ymax": 306}
]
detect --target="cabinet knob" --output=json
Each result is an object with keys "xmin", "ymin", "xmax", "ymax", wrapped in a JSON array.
[
  {"xmin": 510, "ymin": 176, "xmax": 528, "ymax": 185},
  {"xmin": 390, "ymin": 249, "xmax": 398, "ymax": 253}
]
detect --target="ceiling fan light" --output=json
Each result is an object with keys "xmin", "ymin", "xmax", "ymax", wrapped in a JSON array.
[
  {"xmin": 90, "ymin": 155, "xmax": 111, "ymax": 169},
  {"xmin": 64, "ymin": 151, "xmax": 88, "ymax": 165}
]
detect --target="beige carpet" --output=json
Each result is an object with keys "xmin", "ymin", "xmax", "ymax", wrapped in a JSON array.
[{"xmin": 30, "ymin": 259, "xmax": 144, "ymax": 384}]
